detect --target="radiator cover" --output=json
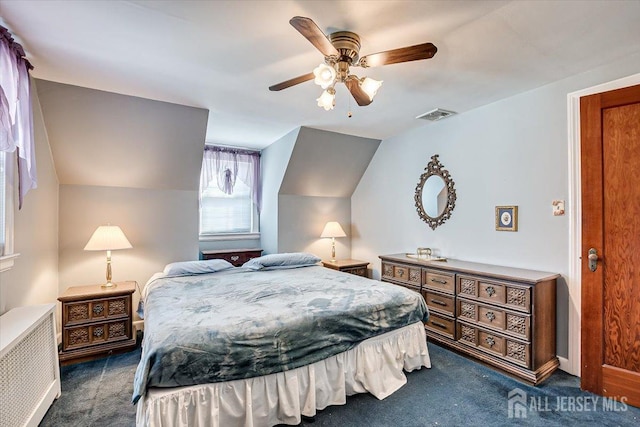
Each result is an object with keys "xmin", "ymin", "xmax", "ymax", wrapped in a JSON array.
[{"xmin": 0, "ymin": 304, "xmax": 61, "ymax": 427}]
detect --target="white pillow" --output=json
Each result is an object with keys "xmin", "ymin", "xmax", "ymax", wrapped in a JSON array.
[
  {"xmin": 163, "ymin": 259, "xmax": 234, "ymax": 276},
  {"xmin": 242, "ymin": 252, "xmax": 321, "ymax": 270}
]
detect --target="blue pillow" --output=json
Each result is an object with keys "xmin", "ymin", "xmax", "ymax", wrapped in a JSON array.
[
  {"xmin": 163, "ymin": 259, "xmax": 234, "ymax": 276},
  {"xmin": 242, "ymin": 252, "xmax": 321, "ymax": 270}
]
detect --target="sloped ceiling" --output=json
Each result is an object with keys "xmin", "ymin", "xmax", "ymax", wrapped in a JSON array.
[
  {"xmin": 2, "ymin": 1, "xmax": 640, "ymax": 149},
  {"xmin": 36, "ymin": 80, "xmax": 208, "ymax": 190},
  {"xmin": 280, "ymin": 127, "xmax": 380, "ymax": 198}
]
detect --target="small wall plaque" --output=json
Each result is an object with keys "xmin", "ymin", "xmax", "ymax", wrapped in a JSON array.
[{"xmin": 496, "ymin": 206, "xmax": 518, "ymax": 232}]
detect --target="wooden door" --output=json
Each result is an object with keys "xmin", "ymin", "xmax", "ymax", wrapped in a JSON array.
[{"xmin": 581, "ymin": 84, "xmax": 640, "ymax": 408}]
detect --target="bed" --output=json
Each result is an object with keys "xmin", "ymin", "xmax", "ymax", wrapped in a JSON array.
[{"xmin": 133, "ymin": 254, "xmax": 431, "ymax": 426}]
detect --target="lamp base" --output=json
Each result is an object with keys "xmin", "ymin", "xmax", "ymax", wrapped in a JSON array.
[{"xmin": 101, "ymin": 282, "xmax": 117, "ymax": 289}]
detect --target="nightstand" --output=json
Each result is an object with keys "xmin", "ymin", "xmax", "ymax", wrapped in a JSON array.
[
  {"xmin": 322, "ymin": 259, "xmax": 370, "ymax": 277},
  {"xmin": 58, "ymin": 282, "xmax": 136, "ymax": 364}
]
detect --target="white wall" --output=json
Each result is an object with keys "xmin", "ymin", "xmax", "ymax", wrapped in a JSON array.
[
  {"xmin": 0, "ymin": 78, "xmax": 59, "ymax": 316},
  {"xmin": 278, "ymin": 195, "xmax": 351, "ymax": 260},
  {"xmin": 352, "ymin": 52, "xmax": 640, "ymax": 360},
  {"xmin": 261, "ymin": 127, "xmax": 380, "ymax": 257},
  {"xmin": 58, "ymin": 185, "xmax": 199, "ymax": 322},
  {"xmin": 260, "ymin": 128, "xmax": 299, "ymax": 254}
]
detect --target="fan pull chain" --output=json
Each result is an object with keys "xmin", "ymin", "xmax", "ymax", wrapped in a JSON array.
[{"xmin": 348, "ymin": 95, "xmax": 353, "ymax": 118}]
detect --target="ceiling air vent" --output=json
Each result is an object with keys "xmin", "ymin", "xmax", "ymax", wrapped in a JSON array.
[{"xmin": 416, "ymin": 108, "xmax": 457, "ymax": 121}]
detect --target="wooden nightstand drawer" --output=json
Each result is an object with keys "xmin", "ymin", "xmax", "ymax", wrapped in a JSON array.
[
  {"xmin": 63, "ymin": 319, "xmax": 132, "ymax": 351},
  {"xmin": 342, "ymin": 266, "xmax": 367, "ymax": 277},
  {"xmin": 322, "ymin": 259, "xmax": 370, "ymax": 278},
  {"xmin": 64, "ymin": 295, "xmax": 131, "ymax": 326}
]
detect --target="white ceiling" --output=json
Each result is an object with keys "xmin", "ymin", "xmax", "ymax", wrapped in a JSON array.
[{"xmin": 2, "ymin": 1, "xmax": 640, "ymax": 149}]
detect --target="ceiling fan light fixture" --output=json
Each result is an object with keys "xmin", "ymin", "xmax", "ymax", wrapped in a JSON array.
[
  {"xmin": 313, "ymin": 63, "xmax": 337, "ymax": 89},
  {"xmin": 317, "ymin": 87, "xmax": 336, "ymax": 111},
  {"xmin": 360, "ymin": 77, "xmax": 383, "ymax": 101}
]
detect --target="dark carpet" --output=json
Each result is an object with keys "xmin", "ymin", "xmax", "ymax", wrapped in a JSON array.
[{"xmin": 40, "ymin": 339, "xmax": 639, "ymax": 426}]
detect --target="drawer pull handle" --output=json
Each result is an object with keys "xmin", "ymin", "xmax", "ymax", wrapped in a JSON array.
[
  {"xmin": 485, "ymin": 311, "xmax": 496, "ymax": 322},
  {"xmin": 231, "ymin": 255, "xmax": 240, "ymax": 261},
  {"xmin": 485, "ymin": 336, "xmax": 495, "ymax": 347},
  {"xmin": 430, "ymin": 278, "xmax": 447, "ymax": 284},
  {"xmin": 485, "ymin": 286, "xmax": 496, "ymax": 297},
  {"xmin": 431, "ymin": 320, "xmax": 448, "ymax": 329},
  {"xmin": 430, "ymin": 298, "xmax": 447, "ymax": 306},
  {"xmin": 93, "ymin": 305, "xmax": 104, "ymax": 315},
  {"xmin": 397, "ymin": 269, "xmax": 405, "ymax": 277}
]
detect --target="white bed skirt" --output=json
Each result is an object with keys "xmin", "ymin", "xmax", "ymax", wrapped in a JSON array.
[{"xmin": 137, "ymin": 321, "xmax": 430, "ymax": 427}]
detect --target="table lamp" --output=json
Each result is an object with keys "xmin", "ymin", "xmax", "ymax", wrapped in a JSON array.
[
  {"xmin": 320, "ymin": 221, "xmax": 347, "ymax": 262},
  {"xmin": 84, "ymin": 225, "xmax": 132, "ymax": 288}
]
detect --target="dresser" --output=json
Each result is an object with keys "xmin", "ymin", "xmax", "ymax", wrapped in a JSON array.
[
  {"xmin": 322, "ymin": 259, "xmax": 369, "ymax": 277},
  {"xmin": 58, "ymin": 282, "xmax": 136, "ymax": 364},
  {"xmin": 200, "ymin": 248, "xmax": 263, "ymax": 267},
  {"xmin": 379, "ymin": 253, "xmax": 559, "ymax": 384}
]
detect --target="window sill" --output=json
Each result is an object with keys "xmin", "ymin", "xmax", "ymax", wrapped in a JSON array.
[
  {"xmin": 0, "ymin": 253, "xmax": 20, "ymax": 273},
  {"xmin": 199, "ymin": 233, "xmax": 260, "ymax": 242}
]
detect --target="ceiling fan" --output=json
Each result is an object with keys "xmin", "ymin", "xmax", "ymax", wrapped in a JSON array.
[{"xmin": 269, "ymin": 16, "xmax": 437, "ymax": 111}]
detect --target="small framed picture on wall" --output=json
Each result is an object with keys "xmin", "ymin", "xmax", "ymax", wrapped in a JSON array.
[{"xmin": 495, "ymin": 206, "xmax": 518, "ymax": 231}]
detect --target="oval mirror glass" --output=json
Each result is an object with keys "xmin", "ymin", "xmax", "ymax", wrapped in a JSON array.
[{"xmin": 421, "ymin": 175, "xmax": 447, "ymax": 218}]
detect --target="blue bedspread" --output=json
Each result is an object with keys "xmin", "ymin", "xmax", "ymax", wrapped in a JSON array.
[{"xmin": 132, "ymin": 265, "xmax": 428, "ymax": 403}]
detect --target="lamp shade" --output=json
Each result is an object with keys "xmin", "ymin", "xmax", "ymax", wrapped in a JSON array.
[
  {"xmin": 320, "ymin": 221, "xmax": 347, "ymax": 238},
  {"xmin": 313, "ymin": 63, "xmax": 337, "ymax": 89},
  {"xmin": 316, "ymin": 88, "xmax": 336, "ymax": 111},
  {"xmin": 361, "ymin": 77, "xmax": 383, "ymax": 101},
  {"xmin": 84, "ymin": 225, "xmax": 132, "ymax": 251}
]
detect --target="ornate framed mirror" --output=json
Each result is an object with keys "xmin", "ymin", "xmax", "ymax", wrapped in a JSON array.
[{"xmin": 414, "ymin": 155, "xmax": 457, "ymax": 230}]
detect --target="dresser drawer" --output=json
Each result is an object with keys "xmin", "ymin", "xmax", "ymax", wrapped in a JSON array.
[
  {"xmin": 63, "ymin": 295, "xmax": 131, "ymax": 326},
  {"xmin": 457, "ymin": 322, "xmax": 531, "ymax": 368},
  {"xmin": 457, "ymin": 275, "xmax": 531, "ymax": 313},
  {"xmin": 457, "ymin": 298, "xmax": 531, "ymax": 340},
  {"xmin": 422, "ymin": 290, "xmax": 455, "ymax": 316},
  {"xmin": 63, "ymin": 319, "xmax": 132, "ymax": 351},
  {"xmin": 424, "ymin": 270, "xmax": 455, "ymax": 294},
  {"xmin": 382, "ymin": 262, "xmax": 421, "ymax": 289},
  {"xmin": 425, "ymin": 312, "xmax": 455, "ymax": 339}
]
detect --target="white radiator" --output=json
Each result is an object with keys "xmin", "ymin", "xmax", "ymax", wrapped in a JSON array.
[{"xmin": 0, "ymin": 304, "xmax": 61, "ymax": 427}]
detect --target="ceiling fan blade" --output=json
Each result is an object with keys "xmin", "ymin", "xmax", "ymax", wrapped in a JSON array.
[
  {"xmin": 358, "ymin": 42, "xmax": 437, "ymax": 68},
  {"xmin": 345, "ymin": 76, "xmax": 373, "ymax": 106},
  {"xmin": 269, "ymin": 72, "xmax": 315, "ymax": 91},
  {"xmin": 290, "ymin": 16, "xmax": 339, "ymax": 57}
]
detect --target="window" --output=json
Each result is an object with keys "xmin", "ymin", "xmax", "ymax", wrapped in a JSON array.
[
  {"xmin": 0, "ymin": 151, "xmax": 6, "ymax": 254},
  {"xmin": 199, "ymin": 146, "xmax": 260, "ymax": 238},
  {"xmin": 1, "ymin": 25, "xmax": 34, "ymax": 271},
  {"xmin": 0, "ymin": 150, "xmax": 17, "ymax": 271}
]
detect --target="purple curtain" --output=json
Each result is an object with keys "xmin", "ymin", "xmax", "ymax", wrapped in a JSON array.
[
  {"xmin": 200, "ymin": 145, "xmax": 261, "ymax": 211},
  {"xmin": 0, "ymin": 25, "xmax": 36, "ymax": 209}
]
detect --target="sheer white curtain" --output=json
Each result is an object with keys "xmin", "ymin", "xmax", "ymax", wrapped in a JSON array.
[
  {"xmin": 200, "ymin": 145, "xmax": 261, "ymax": 210},
  {"xmin": 199, "ymin": 145, "xmax": 261, "ymax": 235},
  {"xmin": 0, "ymin": 25, "xmax": 36, "ymax": 209}
]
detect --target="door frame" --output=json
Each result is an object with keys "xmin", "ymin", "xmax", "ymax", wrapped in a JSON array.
[{"xmin": 565, "ymin": 72, "xmax": 640, "ymax": 376}]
